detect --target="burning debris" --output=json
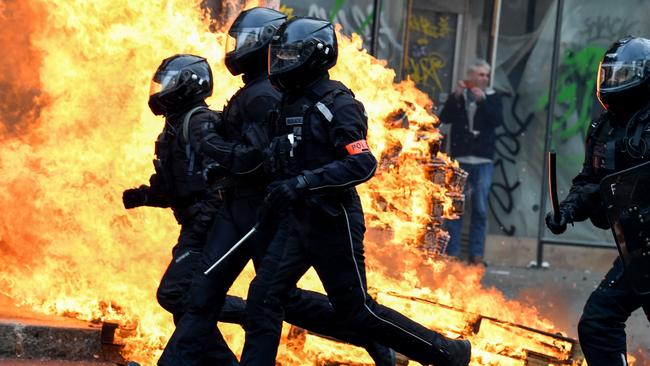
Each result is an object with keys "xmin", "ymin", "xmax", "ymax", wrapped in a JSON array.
[
  {"xmin": 284, "ymin": 292, "xmax": 586, "ymax": 366},
  {"xmin": 373, "ymin": 107, "xmax": 468, "ymax": 258}
]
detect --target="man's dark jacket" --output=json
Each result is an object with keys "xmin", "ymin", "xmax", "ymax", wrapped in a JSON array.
[{"xmin": 439, "ymin": 90, "xmax": 503, "ymax": 160}]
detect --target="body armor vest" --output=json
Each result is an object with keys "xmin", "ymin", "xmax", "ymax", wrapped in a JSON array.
[
  {"xmin": 591, "ymin": 106, "xmax": 650, "ymax": 292},
  {"xmin": 154, "ymin": 107, "xmax": 207, "ymax": 206},
  {"xmin": 588, "ymin": 108, "xmax": 650, "ymax": 178},
  {"xmin": 271, "ymin": 80, "xmax": 351, "ymax": 177}
]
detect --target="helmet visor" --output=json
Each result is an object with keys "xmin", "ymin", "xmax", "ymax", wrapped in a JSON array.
[
  {"xmin": 149, "ymin": 70, "xmax": 179, "ymax": 96},
  {"xmin": 269, "ymin": 42, "xmax": 316, "ymax": 74},
  {"xmin": 226, "ymin": 27, "xmax": 274, "ymax": 55},
  {"xmin": 599, "ymin": 60, "xmax": 648, "ymax": 90}
]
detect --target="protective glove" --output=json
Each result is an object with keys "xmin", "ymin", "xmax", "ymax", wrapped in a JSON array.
[
  {"xmin": 202, "ymin": 162, "xmax": 226, "ymax": 184},
  {"xmin": 545, "ymin": 207, "xmax": 574, "ymax": 235},
  {"xmin": 122, "ymin": 185, "xmax": 148, "ymax": 209},
  {"xmin": 265, "ymin": 176, "xmax": 308, "ymax": 212}
]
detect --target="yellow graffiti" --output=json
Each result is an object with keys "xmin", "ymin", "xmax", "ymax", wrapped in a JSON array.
[
  {"xmin": 279, "ymin": 4, "xmax": 294, "ymax": 18},
  {"xmin": 409, "ymin": 15, "xmax": 452, "ymax": 39},
  {"xmin": 416, "ymin": 37, "xmax": 428, "ymax": 46},
  {"xmin": 407, "ymin": 53, "xmax": 445, "ymax": 92}
]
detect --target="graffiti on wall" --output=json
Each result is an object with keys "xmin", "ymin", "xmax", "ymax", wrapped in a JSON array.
[
  {"xmin": 536, "ymin": 16, "xmax": 637, "ymax": 145},
  {"xmin": 281, "ymin": 0, "xmax": 406, "ymax": 73},
  {"xmin": 404, "ymin": 14, "xmax": 454, "ymax": 101},
  {"xmin": 489, "ymin": 93, "xmax": 532, "ymax": 236},
  {"xmin": 308, "ymin": 3, "xmax": 405, "ymax": 62},
  {"xmin": 488, "ymin": 12, "xmax": 641, "ymax": 237}
]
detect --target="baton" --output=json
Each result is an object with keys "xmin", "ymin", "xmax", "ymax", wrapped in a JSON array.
[
  {"xmin": 203, "ymin": 223, "xmax": 259, "ymax": 275},
  {"xmin": 548, "ymin": 150, "xmax": 560, "ymax": 221}
]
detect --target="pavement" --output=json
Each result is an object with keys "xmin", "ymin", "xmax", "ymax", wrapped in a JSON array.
[
  {"xmin": 483, "ymin": 232, "xmax": 650, "ymax": 364},
  {"xmin": 481, "ymin": 264, "xmax": 650, "ymax": 364},
  {"xmin": 0, "ymin": 294, "xmax": 122, "ymax": 365}
]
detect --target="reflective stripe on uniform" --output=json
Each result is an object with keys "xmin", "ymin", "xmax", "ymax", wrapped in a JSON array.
[{"xmin": 341, "ymin": 205, "xmax": 434, "ymax": 347}]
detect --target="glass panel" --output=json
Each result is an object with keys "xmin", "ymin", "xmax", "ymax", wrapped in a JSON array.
[
  {"xmin": 540, "ymin": 0, "xmax": 650, "ymax": 244},
  {"xmin": 402, "ymin": 5, "xmax": 458, "ymax": 106}
]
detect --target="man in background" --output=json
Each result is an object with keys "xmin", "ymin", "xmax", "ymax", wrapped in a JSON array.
[{"xmin": 439, "ymin": 59, "xmax": 503, "ymax": 265}]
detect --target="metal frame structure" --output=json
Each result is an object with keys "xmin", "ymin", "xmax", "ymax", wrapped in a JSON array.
[{"xmin": 534, "ymin": 0, "xmax": 616, "ymax": 267}]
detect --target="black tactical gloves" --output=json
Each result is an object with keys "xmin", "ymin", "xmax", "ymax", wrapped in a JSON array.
[
  {"xmin": 265, "ymin": 176, "xmax": 308, "ymax": 212},
  {"xmin": 122, "ymin": 185, "xmax": 149, "ymax": 209},
  {"xmin": 545, "ymin": 206, "xmax": 574, "ymax": 235},
  {"xmin": 202, "ymin": 162, "xmax": 227, "ymax": 184}
]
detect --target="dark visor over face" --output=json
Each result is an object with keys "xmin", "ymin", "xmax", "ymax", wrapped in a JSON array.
[
  {"xmin": 269, "ymin": 41, "xmax": 317, "ymax": 75},
  {"xmin": 599, "ymin": 60, "xmax": 648, "ymax": 90},
  {"xmin": 149, "ymin": 70, "xmax": 180, "ymax": 96},
  {"xmin": 226, "ymin": 26, "xmax": 275, "ymax": 55}
]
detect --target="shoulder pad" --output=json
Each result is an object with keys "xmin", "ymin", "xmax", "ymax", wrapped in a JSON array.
[
  {"xmin": 191, "ymin": 108, "xmax": 221, "ymax": 122},
  {"xmin": 243, "ymin": 78, "xmax": 281, "ymax": 101},
  {"xmin": 310, "ymin": 79, "xmax": 352, "ymax": 98},
  {"xmin": 225, "ymin": 80, "xmax": 278, "ymax": 115},
  {"xmin": 588, "ymin": 113, "xmax": 608, "ymax": 137}
]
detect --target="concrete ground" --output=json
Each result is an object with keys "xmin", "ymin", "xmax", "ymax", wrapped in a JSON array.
[
  {"xmin": 0, "ymin": 294, "xmax": 122, "ymax": 365},
  {"xmin": 482, "ymin": 234, "xmax": 650, "ymax": 363}
]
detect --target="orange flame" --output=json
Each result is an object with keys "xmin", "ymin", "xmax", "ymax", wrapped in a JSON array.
[{"xmin": 0, "ymin": 0, "xmax": 581, "ymax": 365}]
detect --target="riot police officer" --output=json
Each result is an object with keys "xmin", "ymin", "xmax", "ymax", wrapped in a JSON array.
[
  {"xmin": 122, "ymin": 54, "xmax": 241, "ymax": 365},
  {"xmin": 238, "ymin": 17, "xmax": 472, "ymax": 366},
  {"xmin": 158, "ymin": 8, "xmax": 396, "ymax": 366},
  {"xmin": 546, "ymin": 36, "xmax": 650, "ymax": 366}
]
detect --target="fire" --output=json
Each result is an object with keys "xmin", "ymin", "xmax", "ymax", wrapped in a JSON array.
[{"xmin": 0, "ymin": 0, "xmax": 586, "ymax": 365}]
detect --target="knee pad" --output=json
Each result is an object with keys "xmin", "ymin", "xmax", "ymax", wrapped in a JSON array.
[
  {"xmin": 247, "ymin": 281, "xmax": 282, "ymax": 312},
  {"xmin": 186, "ymin": 278, "xmax": 219, "ymax": 314},
  {"xmin": 577, "ymin": 315, "xmax": 602, "ymax": 344},
  {"xmin": 156, "ymin": 283, "xmax": 182, "ymax": 314},
  {"xmin": 577, "ymin": 317, "xmax": 590, "ymax": 340}
]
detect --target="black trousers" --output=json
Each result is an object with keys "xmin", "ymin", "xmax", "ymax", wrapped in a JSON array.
[
  {"xmin": 578, "ymin": 258, "xmax": 650, "ymax": 366},
  {"xmin": 240, "ymin": 197, "xmax": 454, "ymax": 366},
  {"xmin": 159, "ymin": 193, "xmax": 381, "ymax": 366},
  {"xmin": 156, "ymin": 221, "xmax": 246, "ymax": 366}
]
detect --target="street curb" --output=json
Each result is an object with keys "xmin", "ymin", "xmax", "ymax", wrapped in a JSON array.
[{"xmin": 0, "ymin": 317, "xmax": 103, "ymax": 360}]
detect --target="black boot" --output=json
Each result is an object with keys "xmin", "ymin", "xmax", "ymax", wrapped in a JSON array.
[
  {"xmin": 365, "ymin": 342, "xmax": 397, "ymax": 366},
  {"xmin": 441, "ymin": 339, "xmax": 471, "ymax": 366}
]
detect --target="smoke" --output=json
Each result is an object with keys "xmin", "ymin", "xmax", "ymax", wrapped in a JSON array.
[
  {"xmin": 0, "ymin": 1, "xmax": 48, "ymax": 137},
  {"xmin": 517, "ymin": 284, "xmax": 578, "ymax": 338},
  {"xmin": 203, "ymin": 0, "xmax": 275, "ymax": 31}
]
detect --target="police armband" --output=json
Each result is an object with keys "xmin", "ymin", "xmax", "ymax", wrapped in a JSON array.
[{"xmin": 344, "ymin": 139, "xmax": 371, "ymax": 155}]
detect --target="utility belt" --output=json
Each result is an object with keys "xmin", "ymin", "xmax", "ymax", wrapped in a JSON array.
[
  {"xmin": 213, "ymin": 176, "xmax": 267, "ymax": 200},
  {"xmin": 224, "ymin": 185, "xmax": 266, "ymax": 200},
  {"xmin": 300, "ymin": 188, "xmax": 358, "ymax": 217}
]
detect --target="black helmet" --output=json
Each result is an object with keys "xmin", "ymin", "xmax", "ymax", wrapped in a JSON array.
[
  {"xmin": 597, "ymin": 36, "xmax": 650, "ymax": 113},
  {"xmin": 148, "ymin": 54, "xmax": 213, "ymax": 116},
  {"xmin": 268, "ymin": 17, "xmax": 338, "ymax": 92},
  {"xmin": 225, "ymin": 7, "xmax": 286, "ymax": 76}
]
